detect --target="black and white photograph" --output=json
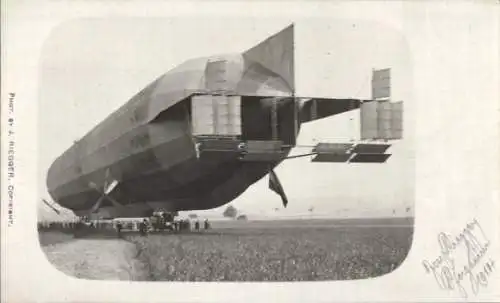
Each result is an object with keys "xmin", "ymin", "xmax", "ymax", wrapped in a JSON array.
[
  {"xmin": 2, "ymin": 2, "xmax": 499, "ymax": 303},
  {"xmin": 37, "ymin": 18, "xmax": 414, "ymax": 282}
]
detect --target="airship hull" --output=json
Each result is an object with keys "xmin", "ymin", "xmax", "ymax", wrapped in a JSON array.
[
  {"xmin": 48, "ymin": 95, "xmax": 292, "ymax": 218},
  {"xmin": 47, "ymin": 25, "xmax": 298, "ymax": 218}
]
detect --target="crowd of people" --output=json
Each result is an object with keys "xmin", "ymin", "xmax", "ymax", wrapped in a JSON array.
[
  {"xmin": 38, "ymin": 221, "xmax": 80, "ymax": 231},
  {"xmin": 39, "ymin": 217, "xmax": 211, "ymax": 237},
  {"xmin": 117, "ymin": 218, "xmax": 211, "ymax": 236}
]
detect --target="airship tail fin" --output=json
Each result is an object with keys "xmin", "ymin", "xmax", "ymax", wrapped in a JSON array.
[{"xmin": 242, "ymin": 24, "xmax": 295, "ymax": 93}]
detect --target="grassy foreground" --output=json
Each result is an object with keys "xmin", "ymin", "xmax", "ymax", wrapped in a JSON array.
[{"xmin": 127, "ymin": 218, "xmax": 413, "ymax": 281}]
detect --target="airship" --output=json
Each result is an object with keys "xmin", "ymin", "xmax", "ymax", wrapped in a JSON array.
[{"xmin": 45, "ymin": 24, "xmax": 403, "ymax": 219}]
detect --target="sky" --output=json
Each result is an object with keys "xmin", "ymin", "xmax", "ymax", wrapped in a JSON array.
[{"xmin": 38, "ymin": 18, "xmax": 414, "ymax": 221}]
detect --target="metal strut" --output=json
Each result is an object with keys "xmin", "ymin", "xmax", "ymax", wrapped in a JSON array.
[{"xmin": 271, "ymin": 98, "xmax": 278, "ymax": 141}]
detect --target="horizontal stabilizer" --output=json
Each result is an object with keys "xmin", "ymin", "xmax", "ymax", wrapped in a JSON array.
[
  {"xmin": 313, "ymin": 143, "xmax": 353, "ymax": 155},
  {"xmin": 349, "ymin": 153, "xmax": 391, "ymax": 163},
  {"xmin": 312, "ymin": 154, "xmax": 351, "ymax": 163},
  {"xmin": 351, "ymin": 143, "xmax": 390, "ymax": 154}
]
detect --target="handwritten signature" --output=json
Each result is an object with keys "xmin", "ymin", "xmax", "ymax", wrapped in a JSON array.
[{"xmin": 422, "ymin": 218, "xmax": 495, "ymax": 298}]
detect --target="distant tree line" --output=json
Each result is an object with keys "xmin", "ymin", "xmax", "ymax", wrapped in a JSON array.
[{"xmin": 222, "ymin": 205, "xmax": 247, "ymax": 220}]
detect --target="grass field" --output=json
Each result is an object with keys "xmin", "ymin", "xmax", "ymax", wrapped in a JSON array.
[
  {"xmin": 39, "ymin": 231, "xmax": 75, "ymax": 246},
  {"xmin": 127, "ymin": 217, "xmax": 413, "ymax": 281}
]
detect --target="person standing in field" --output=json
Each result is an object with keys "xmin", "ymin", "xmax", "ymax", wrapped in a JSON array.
[
  {"xmin": 204, "ymin": 219, "xmax": 210, "ymax": 230},
  {"xmin": 194, "ymin": 220, "xmax": 200, "ymax": 231},
  {"xmin": 116, "ymin": 221, "xmax": 123, "ymax": 237},
  {"xmin": 139, "ymin": 218, "xmax": 149, "ymax": 236}
]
